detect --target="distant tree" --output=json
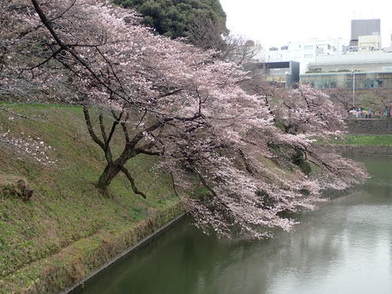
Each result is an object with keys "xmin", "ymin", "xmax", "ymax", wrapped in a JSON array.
[
  {"xmin": 358, "ymin": 89, "xmax": 392, "ymax": 113},
  {"xmin": 221, "ymin": 35, "xmax": 262, "ymax": 65},
  {"xmin": 113, "ymin": 0, "xmax": 227, "ymax": 48},
  {"xmin": 324, "ymin": 88, "xmax": 356, "ymax": 112},
  {"xmin": 184, "ymin": 15, "xmax": 262, "ymax": 61},
  {"xmin": 325, "ymin": 88, "xmax": 392, "ymax": 115},
  {"xmin": 186, "ymin": 13, "xmax": 226, "ymax": 50}
]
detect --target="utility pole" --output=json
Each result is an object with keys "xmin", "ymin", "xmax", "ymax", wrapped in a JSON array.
[{"xmin": 352, "ymin": 70, "xmax": 356, "ymax": 107}]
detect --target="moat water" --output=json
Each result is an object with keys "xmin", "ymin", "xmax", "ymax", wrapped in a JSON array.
[{"xmin": 76, "ymin": 155, "xmax": 392, "ymax": 294}]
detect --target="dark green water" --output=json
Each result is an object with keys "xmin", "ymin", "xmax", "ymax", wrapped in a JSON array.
[{"xmin": 77, "ymin": 156, "xmax": 392, "ymax": 294}]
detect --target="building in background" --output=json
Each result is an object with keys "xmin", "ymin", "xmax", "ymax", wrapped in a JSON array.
[
  {"xmin": 263, "ymin": 38, "xmax": 345, "ymax": 74},
  {"xmin": 350, "ymin": 19, "xmax": 381, "ymax": 49},
  {"xmin": 383, "ymin": 34, "xmax": 392, "ymax": 53},
  {"xmin": 301, "ymin": 53, "xmax": 392, "ymax": 90},
  {"xmin": 244, "ymin": 61, "xmax": 300, "ymax": 88},
  {"xmin": 305, "ymin": 53, "xmax": 392, "ymax": 73},
  {"xmin": 259, "ymin": 18, "xmax": 392, "ymax": 90},
  {"xmin": 358, "ymin": 35, "xmax": 381, "ymax": 51}
]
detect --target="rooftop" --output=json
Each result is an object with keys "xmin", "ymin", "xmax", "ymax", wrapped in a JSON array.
[{"xmin": 308, "ymin": 52, "xmax": 392, "ymax": 66}]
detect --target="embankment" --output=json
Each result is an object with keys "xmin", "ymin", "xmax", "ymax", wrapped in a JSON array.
[
  {"xmin": 333, "ymin": 144, "xmax": 392, "ymax": 155},
  {"xmin": 332, "ymin": 131, "xmax": 392, "ymax": 156},
  {"xmin": 346, "ymin": 118, "xmax": 392, "ymax": 135},
  {"xmin": 0, "ymin": 104, "xmax": 183, "ymax": 293}
]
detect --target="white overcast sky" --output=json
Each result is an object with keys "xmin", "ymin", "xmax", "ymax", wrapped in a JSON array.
[{"xmin": 220, "ymin": 0, "xmax": 392, "ymax": 48}]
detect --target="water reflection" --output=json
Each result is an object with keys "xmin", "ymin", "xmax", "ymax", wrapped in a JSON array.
[{"xmin": 78, "ymin": 156, "xmax": 392, "ymax": 294}]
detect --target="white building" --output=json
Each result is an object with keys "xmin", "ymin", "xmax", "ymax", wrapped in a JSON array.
[
  {"xmin": 262, "ymin": 38, "xmax": 346, "ymax": 73},
  {"xmin": 358, "ymin": 35, "xmax": 381, "ymax": 51},
  {"xmin": 301, "ymin": 52, "xmax": 392, "ymax": 90},
  {"xmin": 382, "ymin": 34, "xmax": 392, "ymax": 53},
  {"xmin": 306, "ymin": 52, "xmax": 392, "ymax": 73}
]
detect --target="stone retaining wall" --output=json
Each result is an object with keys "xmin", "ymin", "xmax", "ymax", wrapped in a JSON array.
[
  {"xmin": 346, "ymin": 119, "xmax": 392, "ymax": 134},
  {"xmin": 333, "ymin": 145, "xmax": 392, "ymax": 156}
]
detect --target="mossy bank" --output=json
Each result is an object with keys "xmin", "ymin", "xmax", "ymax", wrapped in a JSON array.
[
  {"xmin": 0, "ymin": 104, "xmax": 183, "ymax": 294},
  {"xmin": 331, "ymin": 134, "xmax": 392, "ymax": 155}
]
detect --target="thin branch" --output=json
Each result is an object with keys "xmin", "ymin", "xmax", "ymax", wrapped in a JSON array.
[
  {"xmin": 136, "ymin": 109, "xmax": 147, "ymax": 128},
  {"xmin": 158, "ymin": 88, "xmax": 182, "ymax": 99},
  {"xmin": 120, "ymin": 166, "xmax": 146, "ymax": 198},
  {"xmin": 24, "ymin": 47, "xmax": 63, "ymax": 71},
  {"xmin": 194, "ymin": 168, "xmax": 217, "ymax": 197},
  {"xmin": 68, "ymin": 43, "xmax": 107, "ymax": 48},
  {"xmin": 135, "ymin": 147, "xmax": 161, "ymax": 156},
  {"xmin": 98, "ymin": 113, "xmax": 108, "ymax": 143},
  {"xmin": 238, "ymin": 148, "xmax": 256, "ymax": 176},
  {"xmin": 95, "ymin": 46, "xmax": 126, "ymax": 94},
  {"xmin": 120, "ymin": 112, "xmax": 130, "ymax": 142},
  {"xmin": 31, "ymin": 0, "xmax": 67, "ymax": 48},
  {"xmin": 30, "ymin": 0, "xmax": 134, "ymax": 105},
  {"xmin": 49, "ymin": 0, "xmax": 77, "ymax": 22},
  {"xmin": 82, "ymin": 105, "xmax": 106, "ymax": 150},
  {"xmin": 106, "ymin": 110, "xmax": 123, "ymax": 145}
]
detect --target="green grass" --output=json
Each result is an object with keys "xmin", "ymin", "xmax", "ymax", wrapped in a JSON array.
[
  {"xmin": 0, "ymin": 104, "xmax": 181, "ymax": 293},
  {"xmin": 334, "ymin": 134, "xmax": 392, "ymax": 146}
]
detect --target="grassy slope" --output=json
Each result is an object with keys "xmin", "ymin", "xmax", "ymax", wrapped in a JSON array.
[
  {"xmin": 333, "ymin": 134, "xmax": 392, "ymax": 146},
  {"xmin": 0, "ymin": 104, "xmax": 180, "ymax": 293}
]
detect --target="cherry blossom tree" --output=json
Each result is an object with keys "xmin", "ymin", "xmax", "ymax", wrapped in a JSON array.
[
  {"xmin": 357, "ymin": 89, "xmax": 392, "ymax": 115},
  {"xmin": 325, "ymin": 88, "xmax": 353, "ymax": 112},
  {"xmin": 1, "ymin": 0, "xmax": 367, "ymax": 239},
  {"xmin": 246, "ymin": 80, "xmax": 367, "ymax": 185},
  {"xmin": 166, "ymin": 83, "xmax": 368, "ymax": 238}
]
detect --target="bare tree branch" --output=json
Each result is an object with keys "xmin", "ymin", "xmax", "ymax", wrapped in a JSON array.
[{"xmin": 120, "ymin": 166, "xmax": 146, "ymax": 198}]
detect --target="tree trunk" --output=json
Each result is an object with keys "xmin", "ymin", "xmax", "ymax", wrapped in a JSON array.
[{"xmin": 97, "ymin": 163, "xmax": 122, "ymax": 190}]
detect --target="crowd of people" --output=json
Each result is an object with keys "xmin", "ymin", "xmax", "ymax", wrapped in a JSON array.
[{"xmin": 348, "ymin": 106, "xmax": 392, "ymax": 118}]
